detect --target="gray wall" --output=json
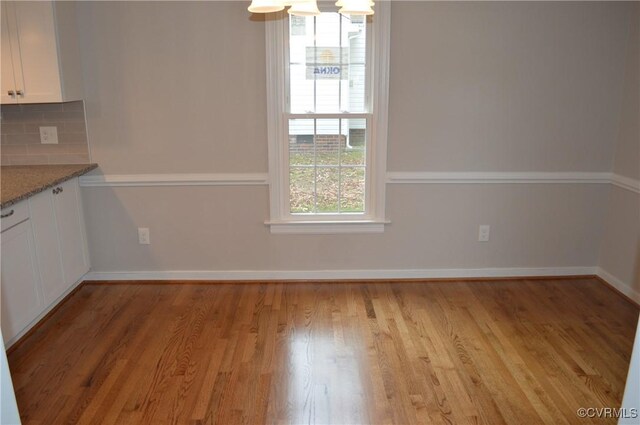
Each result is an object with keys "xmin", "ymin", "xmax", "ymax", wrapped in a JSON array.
[
  {"xmin": 77, "ymin": 2, "xmax": 267, "ymax": 174},
  {"xmin": 599, "ymin": 2, "xmax": 640, "ymax": 298},
  {"xmin": 76, "ymin": 2, "xmax": 637, "ymax": 278},
  {"xmin": 82, "ymin": 184, "xmax": 608, "ymax": 272},
  {"xmin": 388, "ymin": 1, "xmax": 629, "ymax": 173}
]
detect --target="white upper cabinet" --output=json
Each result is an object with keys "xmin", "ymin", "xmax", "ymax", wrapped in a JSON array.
[
  {"xmin": 1, "ymin": 4, "xmax": 17, "ymax": 105},
  {"xmin": 1, "ymin": 1, "xmax": 83, "ymax": 104}
]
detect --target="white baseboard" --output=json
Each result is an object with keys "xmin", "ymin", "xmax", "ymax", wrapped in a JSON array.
[
  {"xmin": 84, "ymin": 266, "xmax": 598, "ymax": 282},
  {"xmin": 597, "ymin": 267, "xmax": 640, "ymax": 304}
]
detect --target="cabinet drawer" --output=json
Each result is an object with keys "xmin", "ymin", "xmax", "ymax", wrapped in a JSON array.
[{"xmin": 1, "ymin": 201, "xmax": 29, "ymax": 232}]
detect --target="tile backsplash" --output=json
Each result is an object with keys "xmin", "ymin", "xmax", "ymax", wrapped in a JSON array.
[{"xmin": 1, "ymin": 101, "xmax": 90, "ymax": 166}]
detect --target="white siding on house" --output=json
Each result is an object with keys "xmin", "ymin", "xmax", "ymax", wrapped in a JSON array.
[{"xmin": 289, "ymin": 12, "xmax": 367, "ymax": 137}]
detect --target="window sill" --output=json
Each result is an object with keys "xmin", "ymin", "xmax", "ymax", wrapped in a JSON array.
[{"xmin": 265, "ymin": 219, "xmax": 390, "ymax": 234}]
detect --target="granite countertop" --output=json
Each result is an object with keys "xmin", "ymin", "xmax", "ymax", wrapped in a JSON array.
[{"xmin": 1, "ymin": 164, "xmax": 98, "ymax": 209}]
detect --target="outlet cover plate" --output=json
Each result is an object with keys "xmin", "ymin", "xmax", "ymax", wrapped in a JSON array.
[
  {"xmin": 478, "ymin": 225, "xmax": 490, "ymax": 242},
  {"xmin": 138, "ymin": 227, "xmax": 150, "ymax": 245},
  {"xmin": 39, "ymin": 126, "xmax": 58, "ymax": 144}
]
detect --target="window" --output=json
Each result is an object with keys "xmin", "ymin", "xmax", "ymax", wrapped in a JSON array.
[{"xmin": 265, "ymin": 3, "xmax": 390, "ymax": 234}]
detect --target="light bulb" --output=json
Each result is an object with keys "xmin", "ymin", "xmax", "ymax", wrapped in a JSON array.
[
  {"xmin": 248, "ymin": 0, "xmax": 285, "ymax": 13},
  {"xmin": 288, "ymin": 0, "xmax": 320, "ymax": 16}
]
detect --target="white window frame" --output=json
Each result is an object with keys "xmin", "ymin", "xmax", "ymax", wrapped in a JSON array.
[{"xmin": 265, "ymin": 2, "xmax": 391, "ymax": 234}]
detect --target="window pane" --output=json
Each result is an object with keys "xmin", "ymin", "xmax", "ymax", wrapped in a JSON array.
[
  {"xmin": 316, "ymin": 167, "xmax": 339, "ymax": 213},
  {"xmin": 315, "ymin": 13, "xmax": 340, "ymax": 46},
  {"xmin": 341, "ymin": 118, "xmax": 365, "ymax": 165},
  {"xmin": 289, "ymin": 65, "xmax": 314, "ymax": 113},
  {"xmin": 315, "ymin": 79, "xmax": 341, "ymax": 113},
  {"xmin": 315, "ymin": 119, "xmax": 340, "ymax": 165},
  {"xmin": 289, "ymin": 15, "xmax": 314, "ymax": 113},
  {"xmin": 340, "ymin": 167, "xmax": 365, "ymax": 212},
  {"xmin": 289, "ymin": 16, "xmax": 314, "ymax": 64},
  {"xmin": 286, "ymin": 12, "xmax": 369, "ymax": 217},
  {"xmin": 290, "ymin": 167, "xmax": 315, "ymax": 213},
  {"xmin": 288, "ymin": 12, "xmax": 367, "ymax": 113},
  {"xmin": 288, "ymin": 117, "xmax": 367, "ymax": 215},
  {"xmin": 347, "ymin": 64, "xmax": 366, "ymax": 113},
  {"xmin": 289, "ymin": 119, "xmax": 314, "ymax": 166}
]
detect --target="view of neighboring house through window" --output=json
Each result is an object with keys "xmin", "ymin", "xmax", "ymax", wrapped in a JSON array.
[{"xmin": 287, "ymin": 13, "xmax": 369, "ymax": 214}]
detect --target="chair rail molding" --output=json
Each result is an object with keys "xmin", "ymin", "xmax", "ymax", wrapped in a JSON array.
[
  {"xmin": 78, "ymin": 171, "xmax": 639, "ymax": 193},
  {"xmin": 611, "ymin": 173, "xmax": 640, "ymax": 194},
  {"xmin": 386, "ymin": 171, "xmax": 613, "ymax": 185},
  {"xmin": 79, "ymin": 173, "xmax": 269, "ymax": 187}
]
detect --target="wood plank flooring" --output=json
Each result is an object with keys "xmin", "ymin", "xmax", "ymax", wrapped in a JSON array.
[{"xmin": 8, "ymin": 278, "xmax": 639, "ymax": 425}]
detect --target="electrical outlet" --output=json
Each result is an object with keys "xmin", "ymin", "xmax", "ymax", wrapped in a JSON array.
[
  {"xmin": 478, "ymin": 225, "xmax": 490, "ymax": 242},
  {"xmin": 138, "ymin": 227, "xmax": 150, "ymax": 245},
  {"xmin": 39, "ymin": 126, "xmax": 58, "ymax": 144}
]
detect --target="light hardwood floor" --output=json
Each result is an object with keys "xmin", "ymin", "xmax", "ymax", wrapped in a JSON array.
[{"xmin": 8, "ymin": 278, "xmax": 639, "ymax": 425}]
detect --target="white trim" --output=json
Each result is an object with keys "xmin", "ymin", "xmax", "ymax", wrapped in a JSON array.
[
  {"xmin": 386, "ymin": 171, "xmax": 612, "ymax": 185},
  {"xmin": 82, "ymin": 100, "xmax": 94, "ymax": 163},
  {"xmin": 76, "ymin": 171, "xmax": 637, "ymax": 190},
  {"xmin": 266, "ymin": 219, "xmax": 388, "ymax": 234},
  {"xmin": 78, "ymin": 173, "xmax": 269, "ymax": 187},
  {"xmin": 84, "ymin": 266, "xmax": 597, "ymax": 282},
  {"xmin": 287, "ymin": 113, "xmax": 371, "ymax": 119},
  {"xmin": 370, "ymin": 0, "xmax": 391, "ymax": 227},
  {"xmin": 265, "ymin": 6, "xmax": 391, "ymax": 229},
  {"xmin": 265, "ymin": 11, "xmax": 287, "ymax": 221},
  {"xmin": 611, "ymin": 173, "xmax": 640, "ymax": 194},
  {"xmin": 597, "ymin": 267, "xmax": 640, "ymax": 304}
]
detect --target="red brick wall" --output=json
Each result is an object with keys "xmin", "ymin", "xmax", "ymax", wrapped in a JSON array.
[{"xmin": 289, "ymin": 134, "xmax": 346, "ymax": 153}]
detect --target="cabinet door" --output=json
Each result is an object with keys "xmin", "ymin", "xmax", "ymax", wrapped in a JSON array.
[
  {"xmin": 53, "ymin": 179, "xmax": 89, "ymax": 287},
  {"xmin": 0, "ymin": 334, "xmax": 20, "ymax": 424},
  {"xmin": 29, "ymin": 189, "xmax": 66, "ymax": 305},
  {"xmin": 1, "ymin": 220, "xmax": 43, "ymax": 343},
  {"xmin": 11, "ymin": 1, "xmax": 63, "ymax": 103},
  {"xmin": 0, "ymin": 3, "xmax": 18, "ymax": 104}
]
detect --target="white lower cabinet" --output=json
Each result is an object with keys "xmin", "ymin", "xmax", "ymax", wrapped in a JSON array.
[
  {"xmin": 0, "ymin": 219, "xmax": 43, "ymax": 340},
  {"xmin": 28, "ymin": 188, "xmax": 67, "ymax": 305},
  {"xmin": 29, "ymin": 179, "xmax": 89, "ymax": 304},
  {"xmin": 52, "ymin": 179, "xmax": 90, "ymax": 290},
  {"xmin": 1, "ymin": 177, "xmax": 89, "ymax": 345}
]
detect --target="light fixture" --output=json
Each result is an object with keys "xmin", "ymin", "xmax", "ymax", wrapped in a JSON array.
[
  {"xmin": 248, "ymin": 0, "xmax": 285, "ymax": 13},
  {"xmin": 249, "ymin": 0, "xmax": 374, "ymax": 16},
  {"xmin": 288, "ymin": 0, "xmax": 320, "ymax": 16},
  {"xmin": 337, "ymin": 0, "xmax": 374, "ymax": 15},
  {"xmin": 335, "ymin": 0, "xmax": 374, "ymax": 6}
]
